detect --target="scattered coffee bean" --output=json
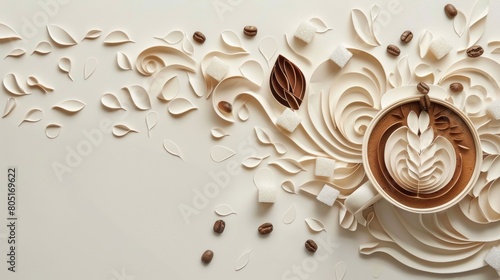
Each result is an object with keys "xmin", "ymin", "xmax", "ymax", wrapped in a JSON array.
[
  {"xmin": 444, "ymin": 4, "xmax": 458, "ymax": 18},
  {"xmin": 258, "ymin": 222, "xmax": 273, "ymax": 235},
  {"xmin": 218, "ymin": 101, "xmax": 232, "ymax": 113},
  {"xmin": 417, "ymin": 82, "xmax": 430, "ymax": 95},
  {"xmin": 387, "ymin": 44, "xmax": 401, "ymax": 56},
  {"xmin": 466, "ymin": 45, "xmax": 484, "ymax": 58},
  {"xmin": 201, "ymin": 250, "xmax": 214, "ymax": 264},
  {"xmin": 305, "ymin": 239, "xmax": 318, "ymax": 253},
  {"xmin": 449, "ymin": 82, "xmax": 464, "ymax": 93},
  {"xmin": 193, "ymin": 31, "xmax": 206, "ymax": 44},
  {"xmin": 400, "ymin": 30, "xmax": 413, "ymax": 43},
  {"xmin": 244, "ymin": 25, "xmax": 258, "ymax": 37},
  {"xmin": 420, "ymin": 95, "xmax": 431, "ymax": 111},
  {"xmin": 213, "ymin": 219, "xmax": 225, "ymax": 234}
]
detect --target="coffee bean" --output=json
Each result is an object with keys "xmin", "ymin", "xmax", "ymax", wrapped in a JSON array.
[
  {"xmin": 420, "ymin": 95, "xmax": 431, "ymax": 111},
  {"xmin": 258, "ymin": 222, "xmax": 273, "ymax": 235},
  {"xmin": 193, "ymin": 31, "xmax": 206, "ymax": 44},
  {"xmin": 444, "ymin": 4, "xmax": 458, "ymax": 18},
  {"xmin": 387, "ymin": 44, "xmax": 400, "ymax": 56},
  {"xmin": 466, "ymin": 45, "xmax": 484, "ymax": 58},
  {"xmin": 213, "ymin": 219, "xmax": 225, "ymax": 234},
  {"xmin": 218, "ymin": 101, "xmax": 232, "ymax": 113},
  {"xmin": 201, "ymin": 250, "xmax": 214, "ymax": 264},
  {"xmin": 400, "ymin": 30, "xmax": 413, "ymax": 43},
  {"xmin": 449, "ymin": 82, "xmax": 464, "ymax": 93},
  {"xmin": 417, "ymin": 82, "xmax": 430, "ymax": 95},
  {"xmin": 305, "ymin": 239, "xmax": 318, "ymax": 253},
  {"xmin": 244, "ymin": 26, "xmax": 258, "ymax": 37}
]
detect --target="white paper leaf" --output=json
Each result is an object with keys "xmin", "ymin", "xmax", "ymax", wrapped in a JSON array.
[
  {"xmin": 467, "ymin": 17, "xmax": 487, "ymax": 48},
  {"xmin": 418, "ymin": 30, "xmax": 433, "ymax": 59},
  {"xmin": 281, "ymin": 180, "xmax": 297, "ymax": 194},
  {"xmin": 182, "ymin": 37, "xmax": 194, "ymax": 55},
  {"xmin": 335, "ymin": 261, "xmax": 347, "ymax": 280},
  {"xmin": 309, "ymin": 17, "xmax": 332, "ymax": 33},
  {"xmin": 242, "ymin": 155, "xmax": 269, "ymax": 169},
  {"xmin": 47, "ymin": 24, "xmax": 77, "ymax": 46},
  {"xmin": 282, "ymin": 204, "xmax": 296, "ymax": 224},
  {"xmin": 19, "ymin": 108, "xmax": 43, "ymax": 126},
  {"xmin": 396, "ymin": 56, "xmax": 411, "ymax": 87},
  {"xmin": 158, "ymin": 76, "xmax": 180, "ymax": 101},
  {"xmin": 27, "ymin": 76, "xmax": 53, "ymax": 93},
  {"xmin": 45, "ymin": 124, "xmax": 62, "ymax": 139},
  {"xmin": 414, "ymin": 63, "xmax": 433, "ymax": 78},
  {"xmin": 214, "ymin": 204, "xmax": 237, "ymax": 216},
  {"xmin": 163, "ymin": 139, "xmax": 183, "ymax": 160},
  {"xmin": 487, "ymin": 156, "xmax": 500, "ymax": 182},
  {"xmin": 103, "ymin": 30, "xmax": 134, "ymax": 45},
  {"xmin": 273, "ymin": 143, "xmax": 287, "ymax": 155},
  {"xmin": 370, "ymin": 5, "xmax": 380, "ymax": 21},
  {"xmin": 481, "ymin": 135, "xmax": 500, "ymax": 155},
  {"xmin": 0, "ymin": 23, "xmax": 21, "ymax": 40},
  {"xmin": 238, "ymin": 103, "xmax": 250, "ymax": 122},
  {"xmin": 112, "ymin": 124, "xmax": 138, "ymax": 137},
  {"xmin": 154, "ymin": 30, "xmax": 184, "ymax": 44},
  {"xmin": 82, "ymin": 29, "xmax": 102, "ymax": 40},
  {"xmin": 32, "ymin": 41, "xmax": 52, "ymax": 55},
  {"xmin": 454, "ymin": 9, "xmax": 467, "ymax": 37},
  {"xmin": 168, "ymin": 98, "xmax": 197, "ymax": 116},
  {"xmin": 101, "ymin": 93, "xmax": 125, "ymax": 110},
  {"xmin": 235, "ymin": 249, "xmax": 252, "ymax": 271},
  {"xmin": 52, "ymin": 99, "xmax": 86, "ymax": 113},
  {"xmin": 254, "ymin": 168, "xmax": 274, "ymax": 189},
  {"xmin": 305, "ymin": 218, "xmax": 327, "ymax": 232},
  {"xmin": 146, "ymin": 111, "xmax": 158, "ymax": 138},
  {"xmin": 2, "ymin": 98, "xmax": 16, "ymax": 118},
  {"xmin": 221, "ymin": 30, "xmax": 246, "ymax": 52},
  {"xmin": 269, "ymin": 158, "xmax": 305, "ymax": 174},
  {"xmin": 211, "ymin": 127, "xmax": 230, "ymax": 139},
  {"xmin": 117, "ymin": 52, "xmax": 133, "ymax": 70},
  {"xmin": 351, "ymin": 9, "xmax": 379, "ymax": 47},
  {"xmin": 469, "ymin": 0, "xmax": 489, "ymax": 27},
  {"xmin": 84, "ymin": 57, "xmax": 98, "ymax": 80},
  {"xmin": 188, "ymin": 73, "xmax": 205, "ymax": 97},
  {"xmin": 255, "ymin": 126, "xmax": 272, "ymax": 144},
  {"xmin": 58, "ymin": 57, "xmax": 73, "ymax": 81},
  {"xmin": 259, "ymin": 36, "xmax": 278, "ymax": 67},
  {"xmin": 3, "ymin": 73, "xmax": 29, "ymax": 96},
  {"xmin": 5, "ymin": 48, "xmax": 25, "ymax": 58},
  {"xmin": 210, "ymin": 145, "xmax": 236, "ymax": 163},
  {"xmin": 122, "ymin": 85, "xmax": 151, "ymax": 110},
  {"xmin": 240, "ymin": 60, "xmax": 264, "ymax": 86}
]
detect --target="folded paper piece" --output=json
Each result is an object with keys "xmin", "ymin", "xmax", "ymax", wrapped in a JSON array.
[
  {"xmin": 429, "ymin": 36, "xmax": 453, "ymax": 60},
  {"xmin": 276, "ymin": 108, "xmax": 301, "ymax": 133},
  {"xmin": 294, "ymin": 21, "xmax": 317, "ymax": 44},
  {"xmin": 206, "ymin": 56, "xmax": 229, "ymax": 81},
  {"xmin": 486, "ymin": 99, "xmax": 500, "ymax": 120},
  {"xmin": 270, "ymin": 55, "xmax": 306, "ymax": 110},
  {"xmin": 330, "ymin": 45, "xmax": 353, "ymax": 68},
  {"xmin": 485, "ymin": 246, "xmax": 500, "ymax": 271},
  {"xmin": 316, "ymin": 184, "xmax": 340, "ymax": 206},
  {"xmin": 314, "ymin": 157, "xmax": 336, "ymax": 177}
]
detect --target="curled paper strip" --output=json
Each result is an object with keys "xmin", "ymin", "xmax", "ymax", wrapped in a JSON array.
[
  {"xmin": 112, "ymin": 124, "xmax": 138, "ymax": 137},
  {"xmin": 0, "ymin": 22, "xmax": 21, "ymax": 41},
  {"xmin": 270, "ymin": 55, "xmax": 306, "ymax": 110},
  {"xmin": 47, "ymin": 24, "xmax": 77, "ymax": 47}
]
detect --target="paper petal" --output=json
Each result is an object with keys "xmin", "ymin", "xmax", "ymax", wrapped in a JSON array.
[
  {"xmin": 0, "ymin": 22, "xmax": 21, "ymax": 40},
  {"xmin": 47, "ymin": 24, "xmax": 77, "ymax": 46},
  {"xmin": 58, "ymin": 57, "xmax": 73, "ymax": 81},
  {"xmin": 122, "ymin": 85, "xmax": 152, "ymax": 110},
  {"xmin": 210, "ymin": 145, "xmax": 235, "ymax": 163},
  {"xmin": 2, "ymin": 98, "xmax": 16, "ymax": 118},
  {"xmin": 255, "ymin": 126, "xmax": 272, "ymax": 144},
  {"xmin": 214, "ymin": 204, "xmax": 237, "ymax": 216},
  {"xmin": 84, "ymin": 57, "xmax": 98, "ymax": 80},
  {"xmin": 309, "ymin": 17, "xmax": 332, "ymax": 33},
  {"xmin": 221, "ymin": 30, "xmax": 246, "ymax": 52},
  {"xmin": 19, "ymin": 108, "xmax": 43, "ymax": 126},
  {"xmin": 351, "ymin": 9, "xmax": 379, "ymax": 46},
  {"xmin": 240, "ymin": 60, "xmax": 264, "ymax": 86},
  {"xmin": 182, "ymin": 37, "xmax": 194, "ymax": 55},
  {"xmin": 103, "ymin": 30, "xmax": 134, "ymax": 45},
  {"xmin": 112, "ymin": 124, "xmax": 138, "ymax": 137},
  {"xmin": 32, "ymin": 41, "xmax": 52, "ymax": 55},
  {"xmin": 238, "ymin": 103, "xmax": 249, "ymax": 121},
  {"xmin": 235, "ymin": 249, "xmax": 252, "ymax": 271},
  {"xmin": 3, "ymin": 73, "xmax": 29, "ymax": 96},
  {"xmin": 282, "ymin": 204, "xmax": 296, "ymax": 224},
  {"xmin": 281, "ymin": 180, "xmax": 297, "ymax": 194},
  {"xmin": 52, "ymin": 99, "xmax": 86, "ymax": 113},
  {"xmin": 454, "ymin": 9, "xmax": 467, "ymax": 37},
  {"xmin": 242, "ymin": 155, "xmax": 269, "ymax": 169},
  {"xmin": 5, "ymin": 48, "xmax": 25, "ymax": 58},
  {"xmin": 117, "ymin": 52, "xmax": 133, "ymax": 70},
  {"xmin": 146, "ymin": 111, "xmax": 158, "ymax": 138},
  {"xmin": 305, "ymin": 218, "xmax": 327, "ymax": 232},
  {"xmin": 168, "ymin": 98, "xmax": 197, "ymax": 116},
  {"xmin": 27, "ymin": 76, "xmax": 53, "ymax": 93},
  {"xmin": 259, "ymin": 36, "xmax": 278, "ymax": 67},
  {"xmin": 82, "ymin": 29, "xmax": 101, "ymax": 40},
  {"xmin": 155, "ymin": 30, "xmax": 184, "ymax": 44},
  {"xmin": 211, "ymin": 127, "xmax": 230, "ymax": 139},
  {"xmin": 163, "ymin": 139, "xmax": 183, "ymax": 160},
  {"xmin": 188, "ymin": 73, "xmax": 205, "ymax": 98},
  {"xmin": 269, "ymin": 158, "xmax": 305, "ymax": 174},
  {"xmin": 45, "ymin": 124, "xmax": 62, "ymax": 139},
  {"xmin": 418, "ymin": 30, "xmax": 433, "ymax": 58},
  {"xmin": 101, "ymin": 93, "xmax": 125, "ymax": 110},
  {"xmin": 158, "ymin": 76, "xmax": 180, "ymax": 101}
]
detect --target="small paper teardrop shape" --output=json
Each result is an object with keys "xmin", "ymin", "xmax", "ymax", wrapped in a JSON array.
[
  {"xmin": 58, "ymin": 57, "xmax": 73, "ymax": 81},
  {"xmin": 182, "ymin": 37, "xmax": 194, "ymax": 55},
  {"xmin": 214, "ymin": 204, "xmax": 237, "ymax": 216},
  {"xmin": 273, "ymin": 143, "xmax": 287, "ymax": 155},
  {"xmin": 210, "ymin": 145, "xmax": 235, "ymax": 163},
  {"xmin": 101, "ymin": 93, "xmax": 125, "ymax": 110},
  {"xmin": 112, "ymin": 124, "xmax": 137, "ymax": 137},
  {"xmin": 221, "ymin": 30, "xmax": 246, "ymax": 52},
  {"xmin": 370, "ymin": 5, "xmax": 380, "ymax": 21},
  {"xmin": 242, "ymin": 155, "xmax": 269, "ymax": 169},
  {"xmin": 47, "ymin": 24, "xmax": 77, "ymax": 46},
  {"xmin": 414, "ymin": 63, "xmax": 433, "ymax": 78},
  {"xmin": 269, "ymin": 158, "xmax": 305, "ymax": 174},
  {"xmin": 82, "ymin": 29, "xmax": 102, "ymax": 40},
  {"xmin": 304, "ymin": 218, "xmax": 327, "ymax": 232},
  {"xmin": 168, "ymin": 98, "xmax": 197, "ymax": 116},
  {"xmin": 240, "ymin": 60, "xmax": 264, "ymax": 86},
  {"xmin": 32, "ymin": 41, "xmax": 52, "ymax": 55},
  {"xmin": 3, "ymin": 73, "xmax": 29, "ymax": 96},
  {"xmin": 103, "ymin": 30, "xmax": 134, "ymax": 45},
  {"xmin": 45, "ymin": 124, "xmax": 62, "ymax": 139},
  {"xmin": 0, "ymin": 23, "xmax": 21, "ymax": 41},
  {"xmin": 335, "ymin": 261, "xmax": 347, "ymax": 280},
  {"xmin": 163, "ymin": 139, "xmax": 183, "ymax": 160},
  {"xmin": 259, "ymin": 36, "xmax": 278, "ymax": 67},
  {"xmin": 282, "ymin": 204, "xmax": 296, "ymax": 224},
  {"xmin": 5, "ymin": 48, "xmax": 25, "ymax": 58},
  {"xmin": 117, "ymin": 52, "xmax": 132, "ymax": 70},
  {"xmin": 122, "ymin": 85, "xmax": 152, "ymax": 110},
  {"xmin": 255, "ymin": 126, "xmax": 273, "ymax": 144},
  {"xmin": 238, "ymin": 103, "xmax": 250, "ymax": 121},
  {"xmin": 235, "ymin": 249, "xmax": 252, "ymax": 271},
  {"xmin": 309, "ymin": 17, "xmax": 332, "ymax": 33},
  {"xmin": 188, "ymin": 73, "xmax": 205, "ymax": 98},
  {"xmin": 158, "ymin": 76, "xmax": 180, "ymax": 101},
  {"xmin": 19, "ymin": 108, "xmax": 43, "ymax": 126},
  {"xmin": 84, "ymin": 57, "xmax": 98, "ymax": 80},
  {"xmin": 211, "ymin": 127, "xmax": 230, "ymax": 139},
  {"xmin": 155, "ymin": 30, "xmax": 184, "ymax": 44},
  {"xmin": 351, "ymin": 9, "xmax": 379, "ymax": 47},
  {"xmin": 52, "ymin": 99, "xmax": 86, "ymax": 113},
  {"xmin": 2, "ymin": 98, "xmax": 16, "ymax": 118},
  {"xmin": 281, "ymin": 181, "xmax": 297, "ymax": 194},
  {"xmin": 146, "ymin": 111, "xmax": 158, "ymax": 138}
]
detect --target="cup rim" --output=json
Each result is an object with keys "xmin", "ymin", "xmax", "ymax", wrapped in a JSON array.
[{"xmin": 362, "ymin": 97, "xmax": 483, "ymax": 214}]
